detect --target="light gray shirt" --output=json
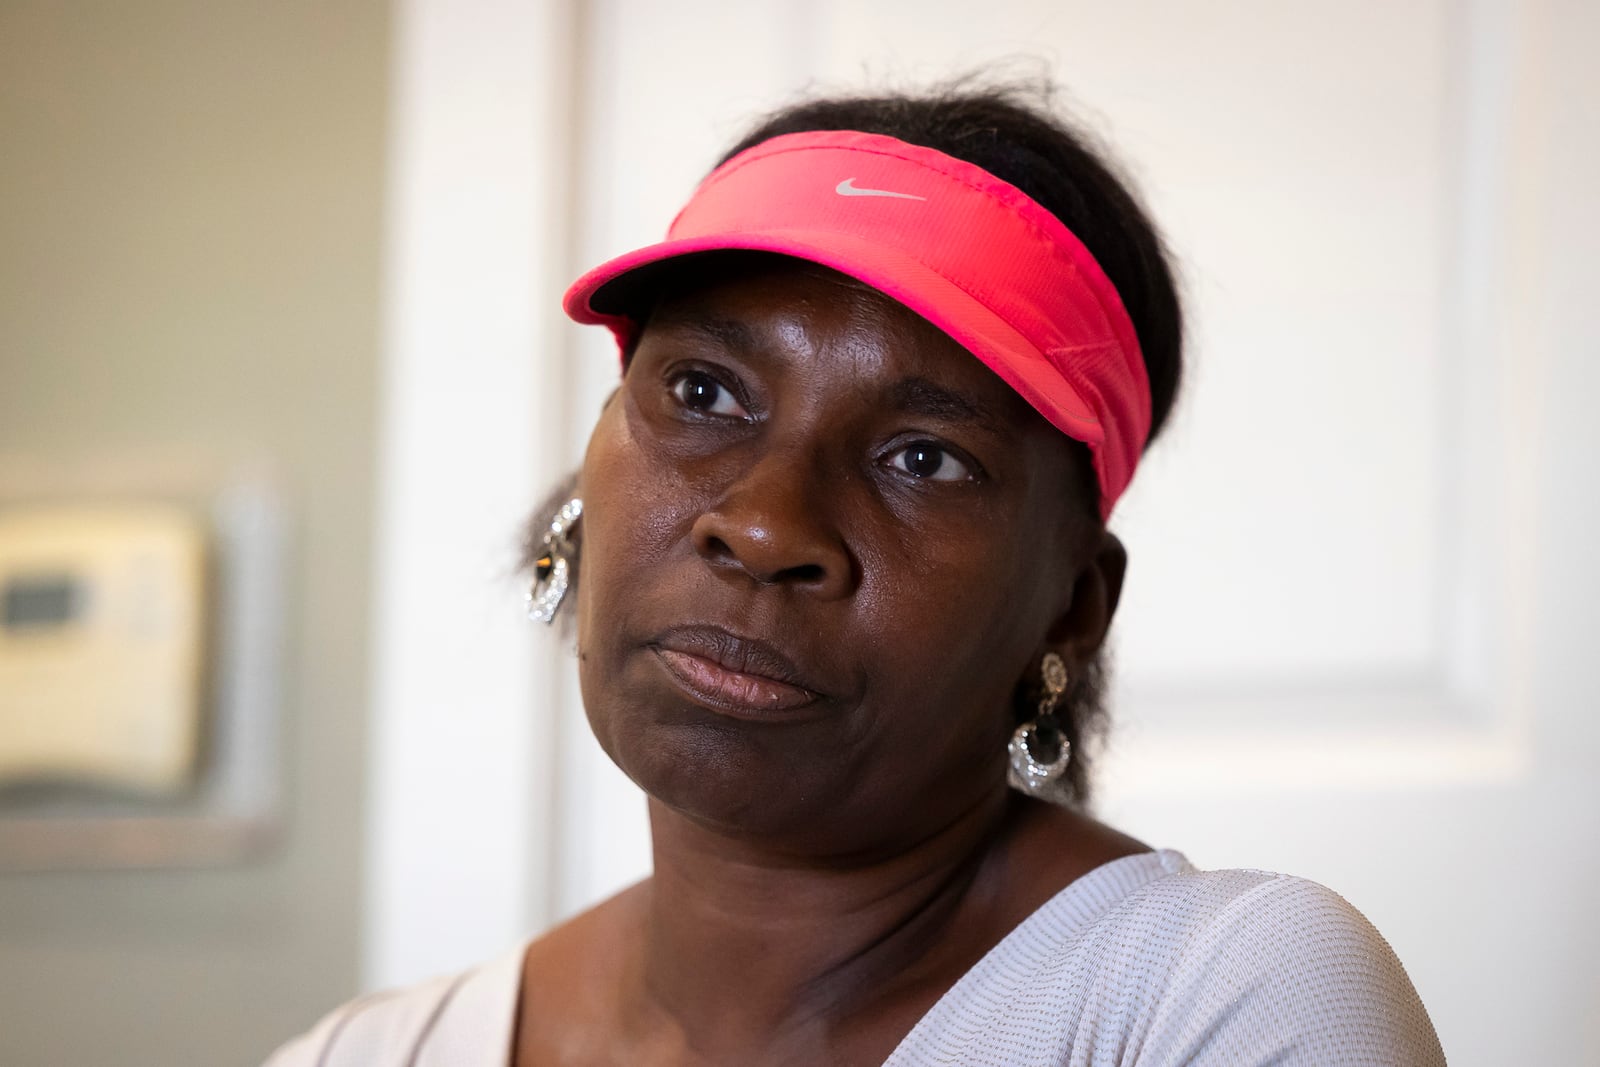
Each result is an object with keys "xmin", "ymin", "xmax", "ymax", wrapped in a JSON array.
[{"xmin": 264, "ymin": 849, "xmax": 1446, "ymax": 1065}]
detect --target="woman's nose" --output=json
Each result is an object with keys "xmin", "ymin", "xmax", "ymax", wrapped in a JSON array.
[{"xmin": 689, "ymin": 452, "xmax": 855, "ymax": 600}]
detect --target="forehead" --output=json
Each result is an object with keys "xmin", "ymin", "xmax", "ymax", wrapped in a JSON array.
[{"xmin": 638, "ymin": 254, "xmax": 1039, "ymax": 415}]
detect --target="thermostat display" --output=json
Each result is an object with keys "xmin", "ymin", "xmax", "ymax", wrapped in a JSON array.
[
  {"xmin": 0, "ymin": 506, "xmax": 207, "ymax": 792},
  {"xmin": 3, "ymin": 575, "xmax": 82, "ymax": 629}
]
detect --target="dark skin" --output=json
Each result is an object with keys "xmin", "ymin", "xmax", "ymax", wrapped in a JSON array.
[{"xmin": 514, "ymin": 258, "xmax": 1147, "ymax": 1065}]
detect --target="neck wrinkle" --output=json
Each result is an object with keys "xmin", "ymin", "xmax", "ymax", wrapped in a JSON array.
[{"xmin": 636, "ymin": 786, "xmax": 1013, "ymax": 1055}]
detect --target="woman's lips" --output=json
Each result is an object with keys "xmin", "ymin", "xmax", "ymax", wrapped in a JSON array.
[{"xmin": 648, "ymin": 626, "xmax": 823, "ymax": 716}]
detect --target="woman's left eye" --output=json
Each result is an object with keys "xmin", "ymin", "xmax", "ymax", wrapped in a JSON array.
[
  {"xmin": 669, "ymin": 371, "xmax": 748, "ymax": 418},
  {"xmin": 887, "ymin": 440, "xmax": 975, "ymax": 482}
]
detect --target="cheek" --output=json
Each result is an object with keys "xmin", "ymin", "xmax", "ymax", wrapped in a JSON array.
[
  {"xmin": 860, "ymin": 504, "xmax": 1068, "ymax": 728},
  {"xmin": 576, "ymin": 397, "xmax": 682, "ymax": 612},
  {"xmin": 572, "ymin": 397, "xmax": 708, "ymax": 764},
  {"xmin": 573, "ymin": 404, "xmax": 652, "ymax": 716},
  {"xmin": 859, "ymin": 501, "xmax": 1055, "ymax": 660},
  {"xmin": 847, "ymin": 527, "xmax": 1047, "ymax": 755}
]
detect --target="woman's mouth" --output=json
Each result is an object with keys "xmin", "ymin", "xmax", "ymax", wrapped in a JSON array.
[{"xmin": 648, "ymin": 626, "xmax": 822, "ymax": 717}]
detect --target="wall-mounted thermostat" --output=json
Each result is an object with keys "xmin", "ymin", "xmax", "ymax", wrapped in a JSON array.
[{"xmin": 0, "ymin": 505, "xmax": 207, "ymax": 793}]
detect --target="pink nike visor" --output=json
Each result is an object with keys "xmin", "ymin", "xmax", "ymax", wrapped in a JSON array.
[{"xmin": 563, "ymin": 129, "xmax": 1152, "ymax": 519}]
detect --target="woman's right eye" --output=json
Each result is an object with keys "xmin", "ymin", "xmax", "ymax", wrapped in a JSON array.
[{"xmin": 670, "ymin": 371, "xmax": 749, "ymax": 418}]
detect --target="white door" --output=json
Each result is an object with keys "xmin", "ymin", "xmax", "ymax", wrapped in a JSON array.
[{"xmin": 546, "ymin": 1, "xmax": 1600, "ymax": 1062}]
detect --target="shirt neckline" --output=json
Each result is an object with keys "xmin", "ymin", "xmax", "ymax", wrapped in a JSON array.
[{"xmin": 467, "ymin": 848, "xmax": 1192, "ymax": 1066}]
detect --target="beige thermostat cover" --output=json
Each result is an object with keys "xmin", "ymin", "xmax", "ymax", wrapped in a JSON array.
[{"xmin": 0, "ymin": 505, "xmax": 207, "ymax": 792}]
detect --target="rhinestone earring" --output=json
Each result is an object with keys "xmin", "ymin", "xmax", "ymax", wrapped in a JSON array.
[
  {"xmin": 526, "ymin": 497, "xmax": 582, "ymax": 624},
  {"xmin": 1007, "ymin": 652, "xmax": 1071, "ymax": 797}
]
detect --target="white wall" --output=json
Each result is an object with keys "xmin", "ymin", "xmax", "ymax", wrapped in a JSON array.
[
  {"xmin": 371, "ymin": 0, "xmax": 1600, "ymax": 1061},
  {"xmin": 362, "ymin": 0, "xmax": 577, "ymax": 988}
]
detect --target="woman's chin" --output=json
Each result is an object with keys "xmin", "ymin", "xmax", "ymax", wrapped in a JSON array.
[
  {"xmin": 597, "ymin": 718, "xmax": 882, "ymax": 849},
  {"xmin": 626, "ymin": 728, "xmax": 820, "ymax": 823}
]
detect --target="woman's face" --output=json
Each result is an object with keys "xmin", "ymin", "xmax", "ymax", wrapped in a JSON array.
[{"xmin": 577, "ymin": 256, "xmax": 1103, "ymax": 854}]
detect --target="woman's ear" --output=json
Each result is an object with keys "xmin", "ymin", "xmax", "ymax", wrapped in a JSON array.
[{"xmin": 1045, "ymin": 530, "xmax": 1127, "ymax": 661}]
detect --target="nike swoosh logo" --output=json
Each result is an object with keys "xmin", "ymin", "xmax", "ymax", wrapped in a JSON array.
[{"xmin": 835, "ymin": 178, "xmax": 925, "ymax": 200}]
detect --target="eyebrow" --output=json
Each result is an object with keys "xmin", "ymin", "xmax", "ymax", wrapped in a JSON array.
[
  {"xmin": 647, "ymin": 317, "xmax": 1007, "ymax": 431},
  {"xmin": 648, "ymin": 315, "xmax": 761, "ymax": 356},
  {"xmin": 887, "ymin": 377, "xmax": 1000, "ymax": 431}
]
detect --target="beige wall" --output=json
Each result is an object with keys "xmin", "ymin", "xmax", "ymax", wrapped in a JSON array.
[{"xmin": 0, "ymin": 3, "xmax": 388, "ymax": 1064}]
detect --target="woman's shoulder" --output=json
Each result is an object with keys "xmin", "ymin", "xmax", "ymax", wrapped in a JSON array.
[
  {"xmin": 260, "ymin": 946, "xmax": 524, "ymax": 1067},
  {"xmin": 1093, "ymin": 860, "xmax": 1445, "ymax": 1062},
  {"xmin": 892, "ymin": 851, "xmax": 1446, "ymax": 1066},
  {"xmin": 1094, "ymin": 856, "xmax": 1424, "ymax": 998},
  {"xmin": 1098, "ymin": 853, "xmax": 1384, "ymax": 937},
  {"xmin": 1023, "ymin": 847, "xmax": 1423, "ymax": 981}
]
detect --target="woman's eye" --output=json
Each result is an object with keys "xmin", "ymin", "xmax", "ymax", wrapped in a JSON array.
[
  {"xmin": 887, "ymin": 440, "xmax": 974, "ymax": 482},
  {"xmin": 670, "ymin": 371, "xmax": 748, "ymax": 418}
]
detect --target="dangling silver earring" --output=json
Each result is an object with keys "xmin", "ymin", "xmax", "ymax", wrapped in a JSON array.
[
  {"xmin": 1007, "ymin": 652, "xmax": 1071, "ymax": 797},
  {"xmin": 526, "ymin": 498, "xmax": 582, "ymax": 624}
]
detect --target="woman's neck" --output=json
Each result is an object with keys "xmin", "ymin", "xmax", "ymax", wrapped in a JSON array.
[
  {"xmin": 512, "ymin": 794, "xmax": 1147, "ymax": 1065},
  {"xmin": 633, "ymin": 789, "xmax": 1044, "ymax": 1062}
]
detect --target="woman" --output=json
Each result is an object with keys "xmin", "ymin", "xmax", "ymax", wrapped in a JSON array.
[{"xmin": 269, "ymin": 83, "xmax": 1446, "ymax": 1065}]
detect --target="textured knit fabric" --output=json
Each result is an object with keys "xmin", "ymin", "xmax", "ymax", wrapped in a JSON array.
[
  {"xmin": 262, "ymin": 850, "xmax": 1446, "ymax": 1066},
  {"xmin": 880, "ymin": 850, "xmax": 1444, "ymax": 1066}
]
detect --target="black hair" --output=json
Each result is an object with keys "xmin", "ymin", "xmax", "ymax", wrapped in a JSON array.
[{"xmin": 531, "ymin": 79, "xmax": 1185, "ymax": 808}]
